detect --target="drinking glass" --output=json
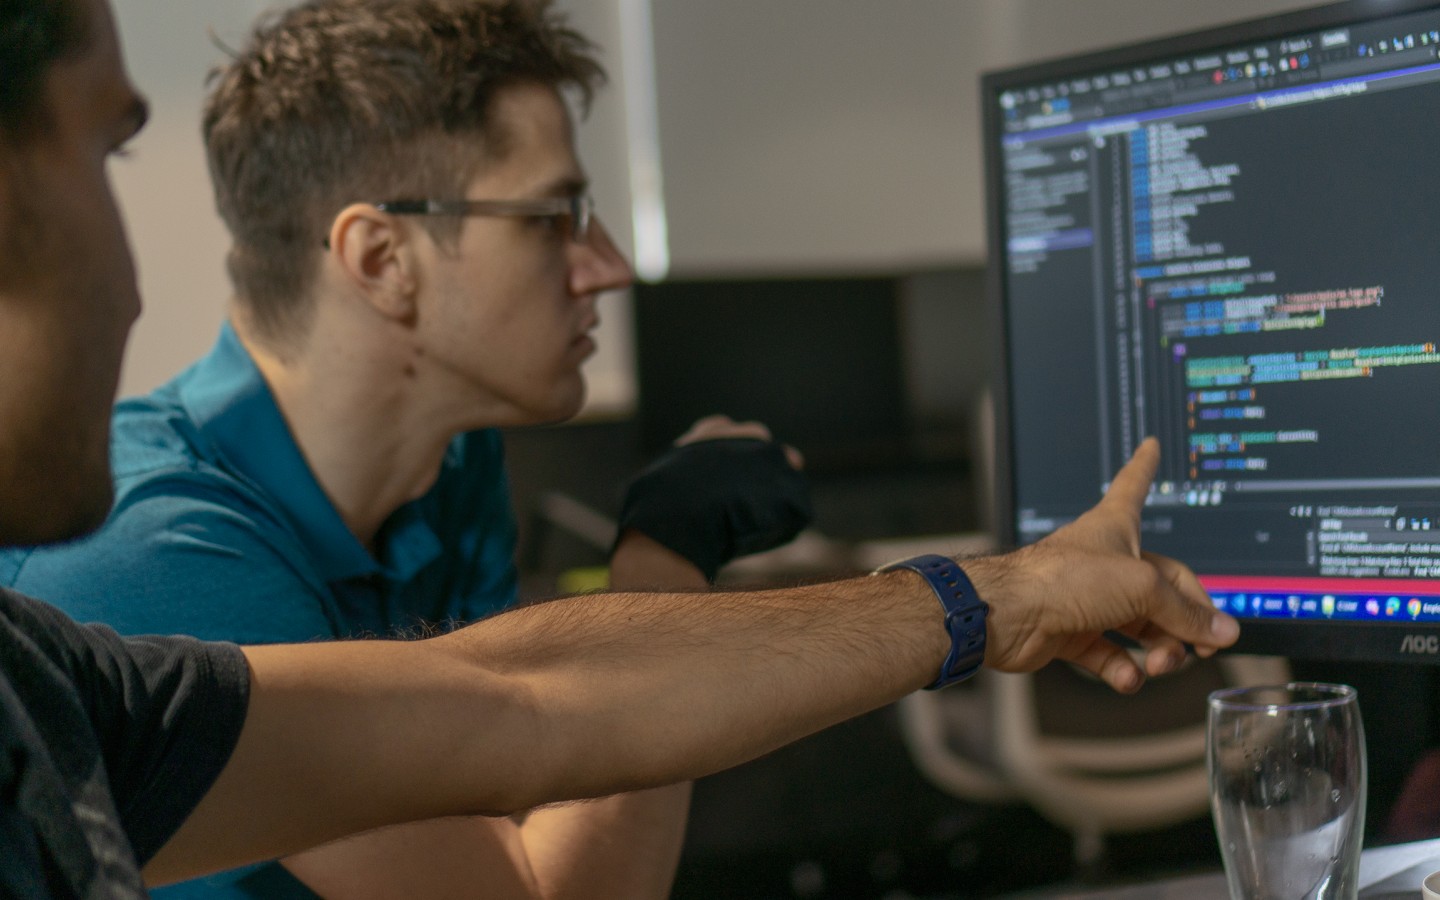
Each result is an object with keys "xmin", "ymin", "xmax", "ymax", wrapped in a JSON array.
[
  {"xmin": 1424, "ymin": 869, "xmax": 1440, "ymax": 900},
  {"xmin": 1207, "ymin": 682, "xmax": 1366, "ymax": 900}
]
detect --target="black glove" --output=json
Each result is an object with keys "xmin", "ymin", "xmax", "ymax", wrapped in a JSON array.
[{"xmin": 615, "ymin": 437, "xmax": 813, "ymax": 582}]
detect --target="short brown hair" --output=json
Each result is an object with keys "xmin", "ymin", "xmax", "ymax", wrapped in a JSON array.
[{"xmin": 203, "ymin": 0, "xmax": 604, "ymax": 344}]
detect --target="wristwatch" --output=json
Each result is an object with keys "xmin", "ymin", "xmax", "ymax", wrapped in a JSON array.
[{"xmin": 878, "ymin": 554, "xmax": 988, "ymax": 690}]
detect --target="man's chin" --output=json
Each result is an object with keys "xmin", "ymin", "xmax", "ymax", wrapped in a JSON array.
[
  {"xmin": 545, "ymin": 387, "xmax": 587, "ymax": 425},
  {"xmin": 521, "ymin": 379, "xmax": 587, "ymax": 427}
]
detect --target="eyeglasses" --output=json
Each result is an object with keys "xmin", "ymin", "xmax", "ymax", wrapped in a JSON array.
[{"xmin": 373, "ymin": 195, "xmax": 594, "ymax": 243}]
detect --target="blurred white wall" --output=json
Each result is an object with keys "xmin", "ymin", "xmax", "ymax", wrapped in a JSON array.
[
  {"xmin": 109, "ymin": 0, "xmax": 1322, "ymax": 406},
  {"xmin": 652, "ymin": 0, "xmax": 1319, "ymax": 275},
  {"xmin": 110, "ymin": 2, "xmax": 267, "ymax": 400}
]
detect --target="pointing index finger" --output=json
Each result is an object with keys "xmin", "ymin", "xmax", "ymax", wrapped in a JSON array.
[{"xmin": 1101, "ymin": 437, "xmax": 1160, "ymax": 516}]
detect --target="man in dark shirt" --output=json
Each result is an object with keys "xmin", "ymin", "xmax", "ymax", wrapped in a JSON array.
[
  {"xmin": 0, "ymin": 0, "xmax": 1240, "ymax": 896},
  {"xmin": 0, "ymin": 4, "xmax": 253, "ymax": 893}
]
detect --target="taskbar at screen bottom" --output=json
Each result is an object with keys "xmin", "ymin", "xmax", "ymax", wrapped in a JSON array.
[{"xmin": 1200, "ymin": 575, "xmax": 1440, "ymax": 622}]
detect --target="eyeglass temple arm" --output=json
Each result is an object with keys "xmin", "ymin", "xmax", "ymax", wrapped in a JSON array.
[{"xmin": 372, "ymin": 200, "xmax": 434, "ymax": 214}]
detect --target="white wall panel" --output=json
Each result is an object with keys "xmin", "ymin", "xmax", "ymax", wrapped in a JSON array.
[
  {"xmin": 652, "ymin": 0, "xmax": 1320, "ymax": 275},
  {"xmin": 110, "ymin": 1, "xmax": 268, "ymax": 399}
]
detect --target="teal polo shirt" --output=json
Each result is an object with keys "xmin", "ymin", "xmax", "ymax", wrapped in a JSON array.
[{"xmin": 0, "ymin": 323, "xmax": 518, "ymax": 898}]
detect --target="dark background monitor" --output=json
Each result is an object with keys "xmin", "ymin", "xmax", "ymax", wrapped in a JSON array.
[
  {"xmin": 633, "ymin": 276, "xmax": 911, "ymax": 475},
  {"xmin": 630, "ymin": 272, "xmax": 994, "ymax": 543},
  {"xmin": 983, "ymin": 0, "xmax": 1440, "ymax": 664}
]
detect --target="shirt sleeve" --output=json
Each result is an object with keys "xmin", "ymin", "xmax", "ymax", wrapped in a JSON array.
[
  {"xmin": 3, "ymin": 472, "xmax": 339, "ymax": 644},
  {"xmin": 1, "ymin": 590, "xmax": 250, "ymax": 865}
]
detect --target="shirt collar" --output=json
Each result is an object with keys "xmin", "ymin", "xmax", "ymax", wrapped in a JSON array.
[{"xmin": 178, "ymin": 323, "xmax": 438, "ymax": 583}]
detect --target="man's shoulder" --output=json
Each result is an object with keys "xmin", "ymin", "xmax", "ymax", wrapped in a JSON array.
[
  {"xmin": 0, "ymin": 435, "xmax": 330, "ymax": 643},
  {"xmin": 0, "ymin": 586, "xmax": 69, "ymax": 637},
  {"xmin": 0, "ymin": 589, "xmax": 154, "ymax": 899},
  {"xmin": 102, "ymin": 381, "xmax": 283, "ymax": 527},
  {"xmin": 107, "ymin": 382, "xmax": 212, "ymax": 482},
  {"xmin": 0, "ymin": 586, "xmax": 251, "ymax": 885}
]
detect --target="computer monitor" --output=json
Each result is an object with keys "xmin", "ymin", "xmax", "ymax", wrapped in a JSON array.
[{"xmin": 984, "ymin": 0, "xmax": 1440, "ymax": 664}]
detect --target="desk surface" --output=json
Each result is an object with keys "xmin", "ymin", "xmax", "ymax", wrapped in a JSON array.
[{"xmin": 1005, "ymin": 837, "xmax": 1440, "ymax": 899}]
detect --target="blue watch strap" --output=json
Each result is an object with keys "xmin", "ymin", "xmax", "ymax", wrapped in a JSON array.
[{"xmin": 882, "ymin": 554, "xmax": 988, "ymax": 690}]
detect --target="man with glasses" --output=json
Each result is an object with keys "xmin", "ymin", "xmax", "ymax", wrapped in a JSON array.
[{"xmin": 0, "ymin": 0, "xmax": 813, "ymax": 896}]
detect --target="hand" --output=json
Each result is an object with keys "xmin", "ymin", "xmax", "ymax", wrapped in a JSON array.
[
  {"xmin": 613, "ymin": 418, "xmax": 795, "ymax": 587},
  {"xmin": 969, "ymin": 438, "xmax": 1239, "ymax": 693},
  {"xmin": 614, "ymin": 414, "xmax": 812, "ymax": 582}
]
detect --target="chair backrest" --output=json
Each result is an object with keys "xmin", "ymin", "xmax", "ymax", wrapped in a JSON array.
[
  {"xmin": 898, "ymin": 654, "xmax": 1291, "ymax": 864},
  {"xmin": 993, "ymin": 655, "xmax": 1290, "ymax": 829}
]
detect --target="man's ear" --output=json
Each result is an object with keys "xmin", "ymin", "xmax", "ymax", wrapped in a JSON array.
[{"xmin": 326, "ymin": 203, "xmax": 419, "ymax": 322}]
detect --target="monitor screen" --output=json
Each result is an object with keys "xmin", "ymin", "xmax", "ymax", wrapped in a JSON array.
[{"xmin": 984, "ymin": 0, "xmax": 1440, "ymax": 663}]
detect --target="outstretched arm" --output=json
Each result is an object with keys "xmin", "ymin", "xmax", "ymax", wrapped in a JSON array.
[
  {"xmin": 196, "ymin": 414, "xmax": 797, "ymax": 898},
  {"xmin": 145, "ymin": 438, "xmax": 1237, "ymax": 884}
]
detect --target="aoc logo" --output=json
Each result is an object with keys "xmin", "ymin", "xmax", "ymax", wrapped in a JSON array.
[{"xmin": 1400, "ymin": 634, "xmax": 1440, "ymax": 655}]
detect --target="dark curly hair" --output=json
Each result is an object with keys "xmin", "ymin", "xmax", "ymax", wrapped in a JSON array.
[
  {"xmin": 0, "ymin": 0, "xmax": 88, "ymax": 141},
  {"xmin": 204, "ymin": 0, "xmax": 606, "ymax": 345}
]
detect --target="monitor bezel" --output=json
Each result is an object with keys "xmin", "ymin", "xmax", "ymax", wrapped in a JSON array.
[{"xmin": 981, "ymin": 0, "xmax": 1440, "ymax": 664}]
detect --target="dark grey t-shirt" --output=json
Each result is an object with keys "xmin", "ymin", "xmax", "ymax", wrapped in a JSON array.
[{"xmin": 0, "ymin": 587, "xmax": 249, "ymax": 898}]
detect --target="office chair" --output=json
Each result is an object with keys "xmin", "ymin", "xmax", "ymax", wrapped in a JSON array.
[
  {"xmin": 899, "ymin": 653, "xmax": 1291, "ymax": 866},
  {"xmin": 896, "ymin": 673, "xmax": 1018, "ymax": 804}
]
